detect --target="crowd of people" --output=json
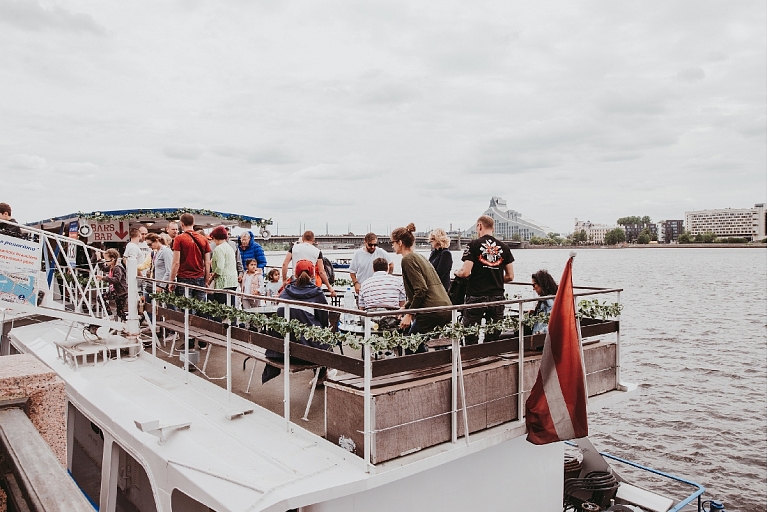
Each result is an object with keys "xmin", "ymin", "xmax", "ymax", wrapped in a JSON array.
[{"xmin": 2, "ymin": 203, "xmax": 558, "ymax": 353}]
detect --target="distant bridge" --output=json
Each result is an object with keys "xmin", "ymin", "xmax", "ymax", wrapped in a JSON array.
[{"xmin": 266, "ymin": 235, "xmax": 521, "ymax": 252}]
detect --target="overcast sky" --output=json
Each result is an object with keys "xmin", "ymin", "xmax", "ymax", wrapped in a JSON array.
[{"xmin": 1, "ymin": 0, "xmax": 765, "ymax": 235}]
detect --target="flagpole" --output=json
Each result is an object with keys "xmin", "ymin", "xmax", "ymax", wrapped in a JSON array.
[{"xmin": 571, "ymin": 253, "xmax": 589, "ymax": 404}]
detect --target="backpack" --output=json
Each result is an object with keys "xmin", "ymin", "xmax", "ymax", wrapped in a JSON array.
[
  {"xmin": 322, "ymin": 257, "xmax": 335, "ymax": 285},
  {"xmin": 448, "ymin": 276, "xmax": 468, "ymax": 306}
]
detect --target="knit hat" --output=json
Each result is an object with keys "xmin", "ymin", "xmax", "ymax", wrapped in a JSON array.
[
  {"xmin": 210, "ymin": 225, "xmax": 228, "ymax": 240},
  {"xmin": 295, "ymin": 259, "xmax": 315, "ymax": 278}
]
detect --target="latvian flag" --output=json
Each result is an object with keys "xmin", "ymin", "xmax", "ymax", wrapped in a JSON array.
[{"xmin": 525, "ymin": 254, "xmax": 589, "ymax": 445}]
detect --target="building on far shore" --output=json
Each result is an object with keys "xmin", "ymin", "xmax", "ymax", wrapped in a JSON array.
[
  {"xmin": 466, "ymin": 197, "xmax": 549, "ymax": 241},
  {"xmin": 573, "ymin": 219, "xmax": 616, "ymax": 244},
  {"xmin": 685, "ymin": 203, "xmax": 766, "ymax": 241},
  {"xmin": 657, "ymin": 220, "xmax": 684, "ymax": 243},
  {"xmin": 622, "ymin": 222, "xmax": 657, "ymax": 243}
]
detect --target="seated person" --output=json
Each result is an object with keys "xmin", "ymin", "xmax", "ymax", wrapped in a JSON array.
[
  {"xmin": 262, "ymin": 260, "xmax": 330, "ymax": 384},
  {"xmin": 358, "ymin": 257, "xmax": 406, "ymax": 331},
  {"xmin": 530, "ymin": 269, "xmax": 558, "ymax": 335},
  {"xmin": 358, "ymin": 258, "xmax": 406, "ymax": 310}
]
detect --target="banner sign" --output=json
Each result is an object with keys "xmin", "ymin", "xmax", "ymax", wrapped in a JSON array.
[
  {"xmin": 83, "ymin": 220, "xmax": 130, "ymax": 242},
  {"xmin": 68, "ymin": 220, "xmax": 79, "ymax": 239},
  {"xmin": 0, "ymin": 233, "xmax": 43, "ymax": 305}
]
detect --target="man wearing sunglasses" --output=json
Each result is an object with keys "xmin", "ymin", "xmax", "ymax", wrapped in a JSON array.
[{"xmin": 349, "ymin": 232, "xmax": 393, "ymax": 295}]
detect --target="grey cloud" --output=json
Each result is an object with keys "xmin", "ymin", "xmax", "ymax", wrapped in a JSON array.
[
  {"xmin": 359, "ymin": 82, "xmax": 420, "ymax": 105},
  {"xmin": 7, "ymin": 153, "xmax": 47, "ymax": 170},
  {"xmin": 676, "ymin": 67, "xmax": 706, "ymax": 82},
  {"xmin": 598, "ymin": 153, "xmax": 643, "ymax": 162},
  {"xmin": 705, "ymin": 51, "xmax": 728, "ymax": 62},
  {"xmin": 163, "ymin": 144, "xmax": 204, "ymax": 160},
  {"xmin": 294, "ymin": 164, "xmax": 376, "ymax": 181},
  {"xmin": 56, "ymin": 162, "xmax": 99, "ymax": 177},
  {"xmin": 598, "ymin": 91, "xmax": 672, "ymax": 116},
  {"xmin": 211, "ymin": 145, "xmax": 297, "ymax": 165},
  {"xmin": 247, "ymin": 149, "xmax": 297, "ymax": 165},
  {"xmin": 0, "ymin": 0, "xmax": 107, "ymax": 35}
]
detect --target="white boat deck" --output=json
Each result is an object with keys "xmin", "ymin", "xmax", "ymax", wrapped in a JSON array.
[{"xmin": 9, "ymin": 318, "xmax": 573, "ymax": 511}]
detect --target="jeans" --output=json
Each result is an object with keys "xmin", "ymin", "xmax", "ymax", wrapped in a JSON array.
[
  {"xmin": 461, "ymin": 294, "xmax": 506, "ymax": 345},
  {"xmin": 175, "ymin": 277, "xmax": 207, "ymax": 348},
  {"xmin": 175, "ymin": 277, "xmax": 207, "ymax": 305}
]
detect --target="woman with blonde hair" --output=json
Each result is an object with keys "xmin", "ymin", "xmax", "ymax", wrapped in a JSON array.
[
  {"xmin": 391, "ymin": 223, "xmax": 452, "ymax": 352},
  {"xmin": 428, "ymin": 228, "xmax": 452, "ymax": 292}
]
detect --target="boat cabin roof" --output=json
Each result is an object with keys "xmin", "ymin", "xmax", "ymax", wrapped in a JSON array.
[{"xmin": 26, "ymin": 208, "xmax": 269, "ymax": 232}]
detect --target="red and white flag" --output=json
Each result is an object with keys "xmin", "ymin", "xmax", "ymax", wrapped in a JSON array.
[{"xmin": 525, "ymin": 254, "xmax": 588, "ymax": 445}]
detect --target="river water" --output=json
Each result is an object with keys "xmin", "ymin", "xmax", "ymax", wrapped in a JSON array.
[{"xmin": 268, "ymin": 247, "xmax": 767, "ymax": 510}]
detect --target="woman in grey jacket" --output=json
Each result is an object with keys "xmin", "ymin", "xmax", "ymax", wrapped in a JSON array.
[{"xmin": 147, "ymin": 234, "xmax": 174, "ymax": 290}]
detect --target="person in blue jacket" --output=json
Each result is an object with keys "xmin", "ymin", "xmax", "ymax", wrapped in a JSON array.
[
  {"xmin": 236, "ymin": 231, "xmax": 267, "ymax": 273},
  {"xmin": 262, "ymin": 260, "xmax": 330, "ymax": 384}
]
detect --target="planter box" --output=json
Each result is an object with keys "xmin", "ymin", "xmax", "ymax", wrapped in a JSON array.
[{"xmin": 326, "ymin": 342, "xmax": 617, "ymax": 464}]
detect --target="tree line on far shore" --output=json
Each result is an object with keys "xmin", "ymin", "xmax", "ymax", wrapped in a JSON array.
[{"xmin": 520, "ymin": 215, "xmax": 762, "ymax": 246}]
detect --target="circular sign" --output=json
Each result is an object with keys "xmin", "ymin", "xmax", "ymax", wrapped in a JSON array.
[
  {"xmin": 260, "ymin": 228, "xmax": 271, "ymax": 240},
  {"xmin": 78, "ymin": 224, "xmax": 92, "ymax": 237}
]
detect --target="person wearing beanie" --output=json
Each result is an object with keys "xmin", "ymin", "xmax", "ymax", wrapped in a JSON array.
[{"xmin": 208, "ymin": 225, "xmax": 238, "ymax": 305}]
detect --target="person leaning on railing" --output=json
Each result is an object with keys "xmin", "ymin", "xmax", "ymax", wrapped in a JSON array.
[
  {"xmin": 530, "ymin": 269, "xmax": 558, "ymax": 335},
  {"xmin": 262, "ymin": 260, "xmax": 331, "ymax": 384},
  {"xmin": 391, "ymin": 223, "xmax": 452, "ymax": 353}
]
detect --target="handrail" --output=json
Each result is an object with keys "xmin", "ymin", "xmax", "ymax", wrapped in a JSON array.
[
  {"xmin": 565, "ymin": 441, "xmax": 706, "ymax": 512},
  {"xmin": 140, "ymin": 277, "xmax": 622, "ymax": 318}
]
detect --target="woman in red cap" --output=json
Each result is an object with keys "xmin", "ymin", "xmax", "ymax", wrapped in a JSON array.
[
  {"xmin": 208, "ymin": 225, "xmax": 239, "ymax": 306},
  {"xmin": 262, "ymin": 259, "xmax": 331, "ymax": 384}
]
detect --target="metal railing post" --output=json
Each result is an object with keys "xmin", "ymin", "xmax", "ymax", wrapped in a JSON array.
[
  {"xmin": 226, "ymin": 291, "xmax": 233, "ymax": 400},
  {"xmin": 184, "ymin": 287, "xmax": 190, "ymax": 381},
  {"xmin": 363, "ymin": 313, "xmax": 372, "ymax": 469},
  {"xmin": 518, "ymin": 299, "xmax": 524, "ymax": 422},
  {"xmin": 151, "ymin": 282, "xmax": 157, "ymax": 358},
  {"xmin": 125, "ymin": 257, "xmax": 140, "ymax": 337},
  {"xmin": 451, "ymin": 310, "xmax": 458, "ymax": 444},
  {"xmin": 283, "ymin": 305, "xmax": 291, "ymax": 431},
  {"xmin": 615, "ymin": 290, "xmax": 621, "ymax": 389}
]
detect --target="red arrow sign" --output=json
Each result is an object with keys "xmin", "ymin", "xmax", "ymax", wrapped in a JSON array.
[{"xmin": 115, "ymin": 221, "xmax": 128, "ymax": 240}]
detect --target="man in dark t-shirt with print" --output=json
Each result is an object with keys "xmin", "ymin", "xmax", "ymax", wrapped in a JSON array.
[{"xmin": 455, "ymin": 215, "xmax": 515, "ymax": 345}]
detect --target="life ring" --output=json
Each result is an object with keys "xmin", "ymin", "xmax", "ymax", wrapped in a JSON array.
[{"xmin": 260, "ymin": 228, "xmax": 271, "ymax": 240}]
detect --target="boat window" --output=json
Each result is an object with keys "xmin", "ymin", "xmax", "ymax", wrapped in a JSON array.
[
  {"xmin": 171, "ymin": 488, "xmax": 218, "ymax": 512},
  {"xmin": 113, "ymin": 443, "xmax": 158, "ymax": 512},
  {"xmin": 68, "ymin": 402, "xmax": 103, "ymax": 507}
]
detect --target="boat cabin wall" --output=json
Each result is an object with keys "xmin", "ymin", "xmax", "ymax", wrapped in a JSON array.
[{"xmin": 300, "ymin": 436, "xmax": 563, "ymax": 512}]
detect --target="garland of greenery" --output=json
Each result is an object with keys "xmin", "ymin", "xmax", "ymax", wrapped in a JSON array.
[
  {"xmin": 150, "ymin": 292, "xmax": 622, "ymax": 353},
  {"xmin": 77, "ymin": 209, "xmax": 273, "ymax": 229}
]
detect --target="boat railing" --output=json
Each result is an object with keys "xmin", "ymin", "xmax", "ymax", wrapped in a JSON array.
[
  {"xmin": 565, "ymin": 440, "xmax": 707, "ymax": 512},
  {"xmin": 0, "ymin": 220, "xmax": 119, "ymax": 331},
  {"xmin": 139, "ymin": 275, "xmax": 624, "ymax": 470}
]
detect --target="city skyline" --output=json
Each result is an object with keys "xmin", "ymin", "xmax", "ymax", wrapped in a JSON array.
[{"xmin": 1, "ymin": 1, "xmax": 765, "ymax": 235}]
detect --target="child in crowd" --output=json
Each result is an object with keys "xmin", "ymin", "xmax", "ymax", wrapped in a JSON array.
[
  {"xmin": 241, "ymin": 259, "xmax": 263, "ymax": 310},
  {"xmin": 96, "ymin": 248, "xmax": 128, "ymax": 321},
  {"xmin": 264, "ymin": 268, "xmax": 282, "ymax": 297}
]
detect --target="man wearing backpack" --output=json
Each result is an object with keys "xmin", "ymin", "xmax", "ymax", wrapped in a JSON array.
[
  {"xmin": 281, "ymin": 231, "xmax": 336, "ymax": 297},
  {"xmin": 169, "ymin": 214, "xmax": 212, "ymax": 300},
  {"xmin": 168, "ymin": 214, "xmax": 212, "ymax": 354}
]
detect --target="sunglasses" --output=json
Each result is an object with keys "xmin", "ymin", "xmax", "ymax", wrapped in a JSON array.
[{"xmin": 367, "ymin": 243, "xmax": 378, "ymax": 247}]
